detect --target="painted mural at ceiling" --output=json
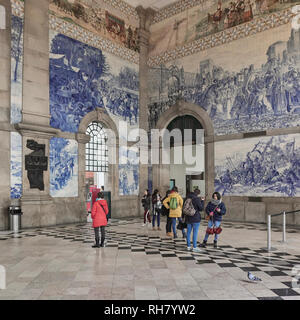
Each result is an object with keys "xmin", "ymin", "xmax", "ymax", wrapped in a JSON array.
[
  {"xmin": 149, "ymin": 0, "xmax": 300, "ymax": 56},
  {"xmin": 49, "ymin": 0, "xmax": 139, "ymax": 52},
  {"xmin": 148, "ymin": 23, "xmax": 300, "ymax": 136}
]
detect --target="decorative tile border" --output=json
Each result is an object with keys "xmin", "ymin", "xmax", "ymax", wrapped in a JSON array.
[
  {"xmin": 49, "ymin": 15, "xmax": 139, "ymax": 65},
  {"xmin": 152, "ymin": 0, "xmax": 206, "ymax": 24},
  {"xmin": 11, "ymin": 0, "xmax": 24, "ymax": 17},
  {"xmin": 148, "ymin": 8, "xmax": 294, "ymax": 66}
]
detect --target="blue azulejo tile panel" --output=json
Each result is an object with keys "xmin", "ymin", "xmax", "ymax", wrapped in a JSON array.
[
  {"xmin": 119, "ymin": 146, "xmax": 139, "ymax": 196},
  {"xmin": 11, "ymin": 15, "xmax": 23, "ymax": 124},
  {"xmin": 215, "ymin": 134, "xmax": 300, "ymax": 197},
  {"xmin": 50, "ymin": 137, "xmax": 78, "ymax": 197},
  {"xmin": 49, "ymin": 31, "xmax": 139, "ymax": 133},
  {"xmin": 148, "ymin": 25, "xmax": 300, "ymax": 135},
  {"xmin": 10, "ymin": 132, "xmax": 22, "ymax": 199}
]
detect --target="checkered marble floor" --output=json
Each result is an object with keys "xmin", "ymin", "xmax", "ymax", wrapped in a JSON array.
[{"xmin": 0, "ymin": 218, "xmax": 299, "ymax": 300}]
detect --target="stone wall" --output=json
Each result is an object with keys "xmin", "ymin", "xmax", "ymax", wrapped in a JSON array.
[{"xmin": 0, "ymin": 0, "xmax": 11, "ymax": 230}]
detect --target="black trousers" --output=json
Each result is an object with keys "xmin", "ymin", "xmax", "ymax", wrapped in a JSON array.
[
  {"xmin": 94, "ymin": 226, "xmax": 105, "ymax": 240},
  {"xmin": 166, "ymin": 215, "xmax": 172, "ymax": 233}
]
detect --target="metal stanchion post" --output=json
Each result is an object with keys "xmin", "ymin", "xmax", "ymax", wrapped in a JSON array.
[
  {"xmin": 267, "ymin": 215, "xmax": 271, "ymax": 251},
  {"xmin": 282, "ymin": 211, "xmax": 286, "ymax": 243}
]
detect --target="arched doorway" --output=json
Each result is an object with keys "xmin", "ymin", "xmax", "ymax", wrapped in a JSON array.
[
  {"xmin": 78, "ymin": 108, "xmax": 119, "ymax": 214},
  {"xmin": 166, "ymin": 115, "xmax": 204, "ymax": 197},
  {"xmin": 153, "ymin": 99, "xmax": 215, "ymax": 199}
]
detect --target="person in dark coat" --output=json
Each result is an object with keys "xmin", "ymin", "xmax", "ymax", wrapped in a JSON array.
[
  {"xmin": 152, "ymin": 189, "xmax": 162, "ymax": 230},
  {"xmin": 91, "ymin": 192, "xmax": 109, "ymax": 248},
  {"xmin": 161, "ymin": 190, "xmax": 172, "ymax": 236},
  {"xmin": 141, "ymin": 189, "xmax": 151, "ymax": 225},
  {"xmin": 185, "ymin": 189, "xmax": 204, "ymax": 252},
  {"xmin": 200, "ymin": 191, "xmax": 226, "ymax": 248}
]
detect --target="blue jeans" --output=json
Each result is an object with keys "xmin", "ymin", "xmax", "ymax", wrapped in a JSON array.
[
  {"xmin": 204, "ymin": 220, "xmax": 221, "ymax": 241},
  {"xmin": 187, "ymin": 222, "xmax": 200, "ymax": 248},
  {"xmin": 171, "ymin": 217, "xmax": 186, "ymax": 237},
  {"xmin": 152, "ymin": 210, "xmax": 160, "ymax": 227}
]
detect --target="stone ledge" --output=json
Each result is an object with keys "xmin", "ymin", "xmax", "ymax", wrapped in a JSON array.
[{"xmin": 15, "ymin": 122, "xmax": 60, "ymax": 139}]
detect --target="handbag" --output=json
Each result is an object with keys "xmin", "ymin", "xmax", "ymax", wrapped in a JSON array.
[{"xmin": 177, "ymin": 221, "xmax": 187, "ymax": 230}]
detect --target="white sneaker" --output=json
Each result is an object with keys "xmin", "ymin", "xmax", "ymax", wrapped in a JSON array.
[
  {"xmin": 142, "ymin": 223, "xmax": 145, "ymax": 226},
  {"xmin": 187, "ymin": 246, "xmax": 192, "ymax": 251},
  {"xmin": 192, "ymin": 247, "xmax": 201, "ymax": 253}
]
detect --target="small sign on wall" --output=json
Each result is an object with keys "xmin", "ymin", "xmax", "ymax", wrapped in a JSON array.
[{"xmin": 0, "ymin": 5, "xmax": 5, "ymax": 30}]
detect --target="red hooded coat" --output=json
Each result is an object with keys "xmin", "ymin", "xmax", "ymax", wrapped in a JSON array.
[{"xmin": 91, "ymin": 199, "xmax": 109, "ymax": 228}]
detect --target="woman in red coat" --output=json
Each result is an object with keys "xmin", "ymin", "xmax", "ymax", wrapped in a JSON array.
[{"xmin": 91, "ymin": 192, "xmax": 109, "ymax": 248}]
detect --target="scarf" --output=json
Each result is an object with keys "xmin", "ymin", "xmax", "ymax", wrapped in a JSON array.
[{"xmin": 211, "ymin": 199, "xmax": 221, "ymax": 206}]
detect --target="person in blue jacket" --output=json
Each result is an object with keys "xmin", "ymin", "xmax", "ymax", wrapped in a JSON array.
[
  {"xmin": 185, "ymin": 188, "xmax": 204, "ymax": 252},
  {"xmin": 200, "ymin": 191, "xmax": 226, "ymax": 248}
]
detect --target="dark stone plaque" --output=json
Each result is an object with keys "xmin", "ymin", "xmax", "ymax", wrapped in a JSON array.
[{"xmin": 25, "ymin": 140, "xmax": 48, "ymax": 191}]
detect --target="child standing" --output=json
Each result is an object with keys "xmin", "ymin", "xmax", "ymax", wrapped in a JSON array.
[{"xmin": 91, "ymin": 192, "xmax": 109, "ymax": 248}]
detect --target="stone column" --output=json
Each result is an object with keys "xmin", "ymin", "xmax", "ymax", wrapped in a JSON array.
[
  {"xmin": 75, "ymin": 132, "xmax": 91, "ymax": 224},
  {"xmin": 0, "ymin": 0, "xmax": 11, "ymax": 230},
  {"xmin": 136, "ymin": 6, "xmax": 155, "ymax": 213},
  {"xmin": 15, "ymin": 0, "xmax": 59, "ymax": 228}
]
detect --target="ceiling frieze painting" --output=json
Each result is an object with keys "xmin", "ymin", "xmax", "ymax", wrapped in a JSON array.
[
  {"xmin": 49, "ymin": 0, "xmax": 140, "ymax": 53},
  {"xmin": 149, "ymin": 0, "xmax": 300, "ymax": 57}
]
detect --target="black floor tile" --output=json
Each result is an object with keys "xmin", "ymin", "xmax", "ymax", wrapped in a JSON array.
[
  {"xmin": 264, "ymin": 271, "xmax": 288, "ymax": 276},
  {"xmin": 217, "ymin": 263, "xmax": 237, "ymax": 268},
  {"xmin": 258, "ymin": 297, "xmax": 283, "ymax": 300},
  {"xmin": 179, "ymin": 256, "xmax": 195, "ymax": 260},
  {"xmin": 161, "ymin": 253, "xmax": 177, "ymax": 257},
  {"xmin": 240, "ymin": 266, "xmax": 261, "ymax": 272},
  {"xmin": 196, "ymin": 260, "xmax": 215, "ymax": 264},
  {"xmin": 271, "ymin": 288, "xmax": 300, "ymax": 296}
]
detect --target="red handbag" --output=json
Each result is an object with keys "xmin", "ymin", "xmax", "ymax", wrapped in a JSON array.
[
  {"xmin": 214, "ymin": 227, "xmax": 222, "ymax": 234},
  {"xmin": 206, "ymin": 227, "xmax": 214, "ymax": 235}
]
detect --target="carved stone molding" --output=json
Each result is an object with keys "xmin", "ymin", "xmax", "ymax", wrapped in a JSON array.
[
  {"xmin": 15, "ymin": 123, "xmax": 60, "ymax": 139},
  {"xmin": 75, "ymin": 133, "xmax": 90, "ymax": 145}
]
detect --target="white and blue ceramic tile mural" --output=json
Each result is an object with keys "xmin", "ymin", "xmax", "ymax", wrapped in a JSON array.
[
  {"xmin": 10, "ymin": 132, "xmax": 22, "ymax": 199},
  {"xmin": 11, "ymin": 15, "xmax": 23, "ymax": 124},
  {"xmin": 215, "ymin": 134, "xmax": 300, "ymax": 197},
  {"xmin": 49, "ymin": 31, "xmax": 139, "ymax": 133},
  {"xmin": 50, "ymin": 137, "xmax": 78, "ymax": 197},
  {"xmin": 119, "ymin": 146, "xmax": 139, "ymax": 196},
  {"xmin": 148, "ymin": 25, "xmax": 300, "ymax": 135}
]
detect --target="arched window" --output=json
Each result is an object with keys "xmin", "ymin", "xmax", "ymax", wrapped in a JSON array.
[
  {"xmin": 86, "ymin": 122, "xmax": 108, "ymax": 172},
  {"xmin": 0, "ymin": 5, "xmax": 6, "ymax": 30}
]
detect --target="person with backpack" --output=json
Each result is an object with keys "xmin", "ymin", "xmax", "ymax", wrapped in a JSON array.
[
  {"xmin": 91, "ymin": 192, "xmax": 109, "ymax": 248},
  {"xmin": 183, "ymin": 188, "xmax": 204, "ymax": 252},
  {"xmin": 141, "ymin": 189, "xmax": 151, "ymax": 226},
  {"xmin": 162, "ymin": 186, "xmax": 183, "ymax": 239},
  {"xmin": 161, "ymin": 190, "xmax": 172, "ymax": 236},
  {"xmin": 200, "ymin": 191, "xmax": 226, "ymax": 248},
  {"xmin": 152, "ymin": 189, "xmax": 162, "ymax": 230}
]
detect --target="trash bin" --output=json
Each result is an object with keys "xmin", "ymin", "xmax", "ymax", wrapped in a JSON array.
[{"xmin": 8, "ymin": 206, "xmax": 22, "ymax": 232}]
